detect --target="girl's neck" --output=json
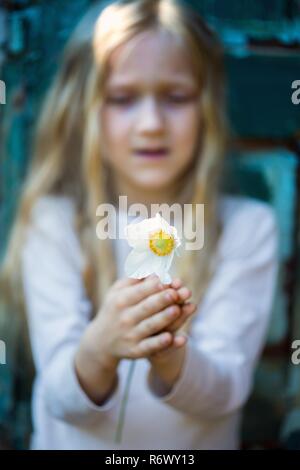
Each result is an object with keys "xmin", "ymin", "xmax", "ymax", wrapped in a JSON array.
[{"xmin": 106, "ymin": 170, "xmax": 195, "ymax": 214}]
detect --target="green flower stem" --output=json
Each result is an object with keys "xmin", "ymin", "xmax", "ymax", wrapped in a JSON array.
[{"xmin": 114, "ymin": 360, "xmax": 136, "ymax": 444}]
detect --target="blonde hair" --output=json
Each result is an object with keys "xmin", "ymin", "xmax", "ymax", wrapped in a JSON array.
[{"xmin": 1, "ymin": 0, "xmax": 229, "ymax": 336}]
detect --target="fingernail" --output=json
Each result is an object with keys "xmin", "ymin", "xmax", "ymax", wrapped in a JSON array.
[
  {"xmin": 181, "ymin": 288, "xmax": 190, "ymax": 297},
  {"xmin": 166, "ymin": 292, "xmax": 175, "ymax": 301},
  {"xmin": 168, "ymin": 306, "xmax": 178, "ymax": 316},
  {"xmin": 161, "ymin": 333, "xmax": 170, "ymax": 344}
]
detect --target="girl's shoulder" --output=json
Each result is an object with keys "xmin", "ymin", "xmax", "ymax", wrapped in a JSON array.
[
  {"xmin": 217, "ymin": 194, "xmax": 278, "ymax": 258},
  {"xmin": 27, "ymin": 194, "xmax": 78, "ymax": 246},
  {"xmin": 24, "ymin": 194, "xmax": 85, "ymax": 270},
  {"xmin": 30, "ymin": 194, "xmax": 75, "ymax": 227},
  {"xmin": 30, "ymin": 194, "xmax": 75, "ymax": 221},
  {"xmin": 218, "ymin": 194, "xmax": 276, "ymax": 226}
]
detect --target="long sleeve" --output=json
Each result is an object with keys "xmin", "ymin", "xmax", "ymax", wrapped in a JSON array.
[
  {"xmin": 147, "ymin": 198, "xmax": 279, "ymax": 419},
  {"xmin": 21, "ymin": 196, "xmax": 122, "ymax": 425}
]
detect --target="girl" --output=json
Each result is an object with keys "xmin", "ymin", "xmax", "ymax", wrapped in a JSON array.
[{"xmin": 1, "ymin": 0, "xmax": 278, "ymax": 450}]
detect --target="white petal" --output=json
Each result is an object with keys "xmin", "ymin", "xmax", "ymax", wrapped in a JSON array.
[
  {"xmin": 154, "ymin": 213, "xmax": 173, "ymax": 236},
  {"xmin": 124, "ymin": 215, "xmax": 162, "ymax": 249},
  {"xmin": 156, "ymin": 214, "xmax": 181, "ymax": 248},
  {"xmin": 160, "ymin": 271, "xmax": 172, "ymax": 284},
  {"xmin": 124, "ymin": 249, "xmax": 154, "ymax": 279},
  {"xmin": 123, "ymin": 213, "xmax": 180, "ymax": 283},
  {"xmin": 171, "ymin": 226, "xmax": 181, "ymax": 246},
  {"xmin": 146, "ymin": 251, "xmax": 174, "ymax": 284},
  {"xmin": 136, "ymin": 215, "xmax": 161, "ymax": 233},
  {"xmin": 124, "ymin": 248, "xmax": 174, "ymax": 283},
  {"xmin": 124, "ymin": 212, "xmax": 181, "ymax": 250},
  {"xmin": 124, "ymin": 223, "xmax": 149, "ymax": 251},
  {"xmin": 175, "ymin": 243, "xmax": 184, "ymax": 257}
]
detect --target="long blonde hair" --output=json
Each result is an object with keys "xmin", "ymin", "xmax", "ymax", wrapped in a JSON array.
[{"xmin": 1, "ymin": 0, "xmax": 229, "ymax": 335}]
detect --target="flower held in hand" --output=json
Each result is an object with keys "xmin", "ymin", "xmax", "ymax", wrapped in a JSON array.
[{"xmin": 124, "ymin": 212, "xmax": 181, "ymax": 284}]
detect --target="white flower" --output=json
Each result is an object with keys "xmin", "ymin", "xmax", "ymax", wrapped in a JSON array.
[{"xmin": 124, "ymin": 212, "xmax": 181, "ymax": 284}]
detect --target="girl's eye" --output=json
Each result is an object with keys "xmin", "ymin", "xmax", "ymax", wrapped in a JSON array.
[
  {"xmin": 105, "ymin": 94, "xmax": 196, "ymax": 106},
  {"xmin": 166, "ymin": 95, "xmax": 194, "ymax": 104},
  {"xmin": 106, "ymin": 96, "xmax": 134, "ymax": 106}
]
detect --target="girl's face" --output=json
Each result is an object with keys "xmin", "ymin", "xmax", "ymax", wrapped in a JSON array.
[{"xmin": 101, "ymin": 28, "xmax": 201, "ymax": 196}]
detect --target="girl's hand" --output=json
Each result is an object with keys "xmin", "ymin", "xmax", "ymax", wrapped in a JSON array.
[
  {"xmin": 148, "ymin": 338, "xmax": 187, "ymax": 392},
  {"xmin": 74, "ymin": 275, "xmax": 196, "ymax": 405},
  {"xmin": 148, "ymin": 278, "xmax": 197, "ymax": 366},
  {"xmin": 82, "ymin": 274, "xmax": 186, "ymax": 365},
  {"xmin": 162, "ymin": 278, "xmax": 197, "ymax": 335}
]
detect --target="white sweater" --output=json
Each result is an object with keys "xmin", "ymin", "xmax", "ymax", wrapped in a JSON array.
[{"xmin": 21, "ymin": 194, "xmax": 278, "ymax": 450}]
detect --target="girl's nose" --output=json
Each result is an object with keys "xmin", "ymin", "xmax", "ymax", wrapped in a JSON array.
[{"xmin": 135, "ymin": 96, "xmax": 164, "ymax": 134}]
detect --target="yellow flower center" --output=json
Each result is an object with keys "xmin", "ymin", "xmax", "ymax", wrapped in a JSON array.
[{"xmin": 149, "ymin": 229, "xmax": 175, "ymax": 256}]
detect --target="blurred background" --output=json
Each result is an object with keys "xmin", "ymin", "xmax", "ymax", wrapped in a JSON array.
[{"xmin": 0, "ymin": 0, "xmax": 300, "ymax": 450}]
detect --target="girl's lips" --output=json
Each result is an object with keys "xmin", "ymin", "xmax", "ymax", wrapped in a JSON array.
[{"xmin": 134, "ymin": 149, "xmax": 168, "ymax": 158}]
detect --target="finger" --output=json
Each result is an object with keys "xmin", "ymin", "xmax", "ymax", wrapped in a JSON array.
[
  {"xmin": 169, "ymin": 302, "xmax": 196, "ymax": 332},
  {"xmin": 153, "ymin": 334, "xmax": 187, "ymax": 356},
  {"xmin": 150, "ymin": 333, "xmax": 188, "ymax": 359},
  {"xmin": 165, "ymin": 303, "xmax": 196, "ymax": 333},
  {"xmin": 129, "ymin": 288, "xmax": 180, "ymax": 323},
  {"xmin": 131, "ymin": 332, "xmax": 173, "ymax": 359},
  {"xmin": 133, "ymin": 304, "xmax": 181, "ymax": 340},
  {"xmin": 176, "ymin": 286, "xmax": 192, "ymax": 304},
  {"xmin": 170, "ymin": 278, "xmax": 182, "ymax": 290},
  {"xmin": 116, "ymin": 274, "xmax": 164, "ymax": 308},
  {"xmin": 112, "ymin": 277, "xmax": 143, "ymax": 291},
  {"xmin": 173, "ymin": 333, "xmax": 188, "ymax": 348}
]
